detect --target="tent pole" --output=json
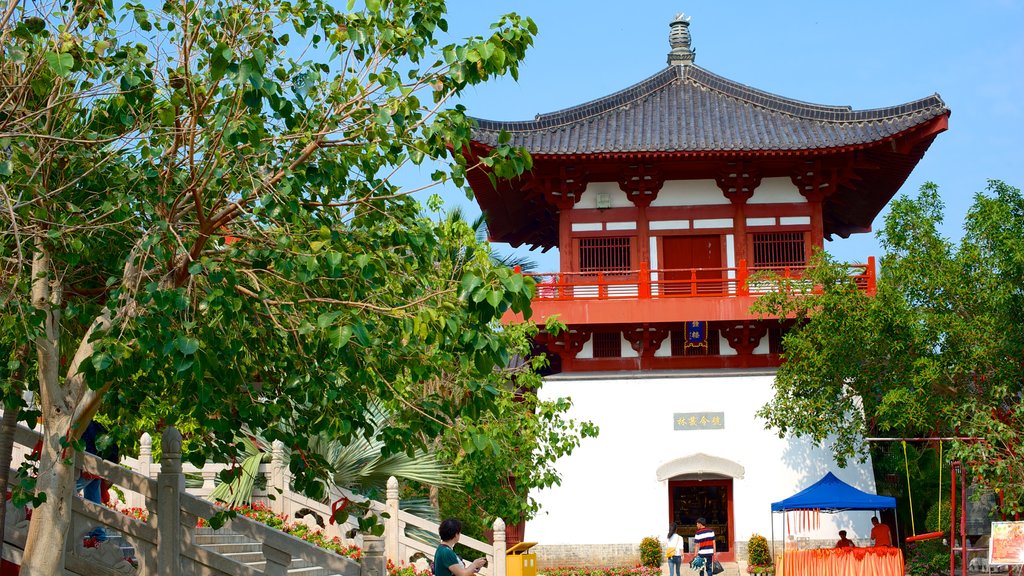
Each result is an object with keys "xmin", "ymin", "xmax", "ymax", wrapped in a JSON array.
[{"xmin": 771, "ymin": 512, "xmax": 776, "ymax": 568}]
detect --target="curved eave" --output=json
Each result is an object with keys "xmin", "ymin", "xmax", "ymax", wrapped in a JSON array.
[{"xmin": 466, "ymin": 112, "xmax": 948, "ymax": 250}]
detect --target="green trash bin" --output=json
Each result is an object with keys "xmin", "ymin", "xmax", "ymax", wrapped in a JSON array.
[{"xmin": 506, "ymin": 542, "xmax": 538, "ymax": 576}]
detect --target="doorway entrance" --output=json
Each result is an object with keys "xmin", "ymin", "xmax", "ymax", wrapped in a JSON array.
[
  {"xmin": 668, "ymin": 479, "xmax": 735, "ymax": 561},
  {"xmin": 661, "ymin": 235, "xmax": 723, "ymax": 295}
]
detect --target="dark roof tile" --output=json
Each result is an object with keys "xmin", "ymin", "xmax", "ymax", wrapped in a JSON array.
[{"xmin": 471, "ymin": 65, "xmax": 948, "ymax": 154}]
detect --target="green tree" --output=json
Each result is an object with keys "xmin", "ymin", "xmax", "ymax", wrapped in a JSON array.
[
  {"xmin": 436, "ymin": 321, "xmax": 599, "ymax": 540},
  {"xmin": 752, "ymin": 181, "xmax": 1024, "ymax": 514},
  {"xmin": 0, "ymin": 0, "xmax": 541, "ymax": 572}
]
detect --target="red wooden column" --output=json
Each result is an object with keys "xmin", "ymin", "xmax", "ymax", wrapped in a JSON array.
[
  {"xmin": 716, "ymin": 163, "xmax": 761, "ymax": 274},
  {"xmin": 619, "ymin": 163, "xmax": 664, "ymax": 272},
  {"xmin": 533, "ymin": 167, "xmax": 587, "ymax": 273}
]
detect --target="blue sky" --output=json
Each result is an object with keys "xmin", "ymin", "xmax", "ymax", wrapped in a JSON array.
[{"xmin": 423, "ymin": 1, "xmax": 1024, "ymax": 271}]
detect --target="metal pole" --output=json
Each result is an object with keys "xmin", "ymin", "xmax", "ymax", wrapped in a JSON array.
[{"xmin": 960, "ymin": 463, "xmax": 967, "ymax": 576}]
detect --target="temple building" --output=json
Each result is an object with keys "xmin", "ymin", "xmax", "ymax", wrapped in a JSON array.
[{"xmin": 464, "ymin": 14, "xmax": 949, "ymax": 566}]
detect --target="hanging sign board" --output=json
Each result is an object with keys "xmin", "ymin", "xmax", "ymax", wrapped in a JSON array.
[{"xmin": 990, "ymin": 521, "xmax": 1024, "ymax": 565}]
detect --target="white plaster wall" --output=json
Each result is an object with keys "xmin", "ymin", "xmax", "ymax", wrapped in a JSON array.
[
  {"xmin": 579, "ymin": 182, "xmax": 633, "ymax": 209},
  {"xmin": 749, "ymin": 177, "xmax": 806, "ymax": 204},
  {"xmin": 651, "ymin": 180, "xmax": 728, "ymax": 207},
  {"xmin": 528, "ymin": 373, "xmax": 878, "ymax": 547}
]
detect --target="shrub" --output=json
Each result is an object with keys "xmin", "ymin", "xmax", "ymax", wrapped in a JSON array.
[
  {"xmin": 640, "ymin": 536, "xmax": 663, "ymax": 568},
  {"xmin": 905, "ymin": 540, "xmax": 948, "ymax": 576},
  {"xmin": 924, "ymin": 498, "xmax": 953, "ymax": 533},
  {"xmin": 747, "ymin": 534, "xmax": 773, "ymax": 572}
]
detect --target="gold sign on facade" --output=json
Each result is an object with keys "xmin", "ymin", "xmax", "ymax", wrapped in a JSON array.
[{"xmin": 674, "ymin": 412, "xmax": 724, "ymax": 430}]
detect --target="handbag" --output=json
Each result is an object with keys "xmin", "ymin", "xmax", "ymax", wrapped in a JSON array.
[
  {"xmin": 665, "ymin": 547, "xmax": 677, "ymax": 559},
  {"xmin": 712, "ymin": 560, "xmax": 725, "ymax": 575}
]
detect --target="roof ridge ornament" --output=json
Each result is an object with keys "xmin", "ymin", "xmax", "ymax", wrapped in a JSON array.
[{"xmin": 667, "ymin": 12, "xmax": 696, "ymax": 66}]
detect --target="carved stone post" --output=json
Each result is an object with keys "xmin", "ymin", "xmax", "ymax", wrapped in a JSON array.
[
  {"xmin": 157, "ymin": 427, "xmax": 184, "ymax": 576},
  {"xmin": 492, "ymin": 518, "xmax": 507, "ymax": 576},
  {"xmin": 139, "ymin": 432, "xmax": 153, "ymax": 478},
  {"xmin": 363, "ymin": 535, "xmax": 387, "ymax": 576},
  {"xmin": 385, "ymin": 476, "xmax": 400, "ymax": 563},
  {"xmin": 129, "ymin": 432, "xmax": 152, "ymax": 509},
  {"xmin": 270, "ymin": 440, "xmax": 287, "ymax": 515}
]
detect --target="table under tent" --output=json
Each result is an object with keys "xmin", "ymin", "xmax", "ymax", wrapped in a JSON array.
[{"xmin": 770, "ymin": 472, "xmax": 902, "ymax": 576}]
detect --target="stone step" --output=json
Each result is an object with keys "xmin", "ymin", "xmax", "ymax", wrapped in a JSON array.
[
  {"xmin": 244, "ymin": 560, "xmax": 338, "ymax": 576},
  {"xmin": 194, "ymin": 533, "xmax": 252, "ymax": 545},
  {"xmin": 200, "ymin": 542, "xmax": 263, "ymax": 555},
  {"xmin": 195, "ymin": 529, "xmax": 343, "ymax": 576}
]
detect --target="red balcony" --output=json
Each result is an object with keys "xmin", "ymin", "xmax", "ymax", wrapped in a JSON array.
[{"xmin": 507, "ymin": 257, "xmax": 876, "ymax": 326}]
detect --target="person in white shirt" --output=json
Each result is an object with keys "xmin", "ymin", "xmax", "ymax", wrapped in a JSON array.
[{"xmin": 666, "ymin": 522, "xmax": 685, "ymax": 576}]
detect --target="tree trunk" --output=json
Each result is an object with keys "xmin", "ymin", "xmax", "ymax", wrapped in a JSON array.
[
  {"xmin": 21, "ymin": 242, "xmax": 79, "ymax": 575},
  {"xmin": 20, "ymin": 412, "xmax": 76, "ymax": 576},
  {"xmin": 19, "ymin": 238, "xmax": 146, "ymax": 572}
]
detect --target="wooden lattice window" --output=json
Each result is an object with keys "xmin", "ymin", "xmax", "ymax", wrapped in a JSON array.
[
  {"xmin": 752, "ymin": 232, "xmax": 806, "ymax": 268},
  {"xmin": 670, "ymin": 329, "xmax": 720, "ymax": 356},
  {"xmin": 578, "ymin": 237, "xmax": 632, "ymax": 273},
  {"xmin": 591, "ymin": 332, "xmax": 622, "ymax": 358}
]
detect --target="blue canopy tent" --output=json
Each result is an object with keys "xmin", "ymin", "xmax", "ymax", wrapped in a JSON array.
[
  {"xmin": 772, "ymin": 472, "xmax": 896, "ymax": 513},
  {"xmin": 770, "ymin": 472, "xmax": 898, "ymax": 558}
]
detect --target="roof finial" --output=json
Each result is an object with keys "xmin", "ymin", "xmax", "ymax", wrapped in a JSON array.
[{"xmin": 667, "ymin": 12, "xmax": 695, "ymax": 66}]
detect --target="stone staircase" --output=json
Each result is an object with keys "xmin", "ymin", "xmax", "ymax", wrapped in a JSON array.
[{"xmin": 194, "ymin": 527, "xmax": 346, "ymax": 576}]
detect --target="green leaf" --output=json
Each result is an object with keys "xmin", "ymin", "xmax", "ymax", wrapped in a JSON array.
[
  {"xmin": 485, "ymin": 289, "xmax": 502, "ymax": 308},
  {"xmin": 460, "ymin": 274, "xmax": 482, "ymax": 299},
  {"xmin": 91, "ymin": 353, "xmax": 113, "ymax": 372},
  {"xmin": 45, "ymin": 52, "xmax": 75, "ymax": 76},
  {"xmin": 317, "ymin": 311, "xmax": 343, "ymax": 329},
  {"xmin": 175, "ymin": 336, "xmax": 200, "ymax": 355},
  {"xmin": 329, "ymin": 325, "xmax": 352, "ymax": 349}
]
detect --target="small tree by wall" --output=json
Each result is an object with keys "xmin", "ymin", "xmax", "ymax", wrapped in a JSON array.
[
  {"xmin": 747, "ymin": 534, "xmax": 773, "ymax": 573},
  {"xmin": 640, "ymin": 536, "xmax": 663, "ymax": 568}
]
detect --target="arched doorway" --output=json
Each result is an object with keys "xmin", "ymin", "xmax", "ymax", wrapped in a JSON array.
[{"xmin": 658, "ymin": 454, "xmax": 745, "ymax": 562}]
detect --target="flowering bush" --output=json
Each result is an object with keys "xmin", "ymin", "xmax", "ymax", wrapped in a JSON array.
[
  {"xmin": 388, "ymin": 558, "xmax": 433, "ymax": 576},
  {"xmin": 639, "ymin": 536, "xmax": 664, "ymax": 568},
  {"xmin": 103, "ymin": 501, "xmax": 150, "ymax": 522},
  {"xmin": 904, "ymin": 540, "xmax": 948, "ymax": 576},
  {"xmin": 120, "ymin": 507, "xmax": 150, "ymax": 522},
  {"xmin": 746, "ymin": 534, "xmax": 773, "ymax": 572}
]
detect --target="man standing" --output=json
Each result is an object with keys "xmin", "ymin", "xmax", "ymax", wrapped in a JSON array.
[
  {"xmin": 695, "ymin": 518, "xmax": 716, "ymax": 576},
  {"xmin": 870, "ymin": 517, "xmax": 892, "ymax": 547}
]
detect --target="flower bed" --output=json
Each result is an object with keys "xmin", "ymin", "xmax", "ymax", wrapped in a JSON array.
[{"xmin": 542, "ymin": 567, "xmax": 664, "ymax": 576}]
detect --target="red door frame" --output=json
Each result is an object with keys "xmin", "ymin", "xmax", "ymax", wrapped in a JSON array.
[{"xmin": 667, "ymin": 478, "xmax": 736, "ymax": 562}]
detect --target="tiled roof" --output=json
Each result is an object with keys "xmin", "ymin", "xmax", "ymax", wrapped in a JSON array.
[{"xmin": 470, "ymin": 65, "xmax": 948, "ymax": 154}]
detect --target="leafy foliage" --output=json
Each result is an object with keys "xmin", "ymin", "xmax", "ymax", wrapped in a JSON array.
[
  {"xmin": 436, "ymin": 321, "xmax": 599, "ymax": 539},
  {"xmin": 639, "ymin": 536, "xmax": 663, "ymax": 568},
  {"xmin": 0, "ymin": 0, "xmax": 546, "ymax": 567},
  {"xmin": 904, "ymin": 540, "xmax": 949, "ymax": 576},
  {"xmin": 747, "ymin": 534, "xmax": 773, "ymax": 568},
  {"xmin": 752, "ymin": 181, "xmax": 1024, "ymax": 514}
]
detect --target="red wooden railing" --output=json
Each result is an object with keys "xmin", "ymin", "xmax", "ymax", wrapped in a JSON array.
[{"xmin": 513, "ymin": 257, "xmax": 877, "ymax": 301}]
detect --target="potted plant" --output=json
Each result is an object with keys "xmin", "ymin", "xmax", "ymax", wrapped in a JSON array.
[
  {"xmin": 747, "ymin": 534, "xmax": 774, "ymax": 574},
  {"xmin": 640, "ymin": 536, "xmax": 664, "ymax": 568}
]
